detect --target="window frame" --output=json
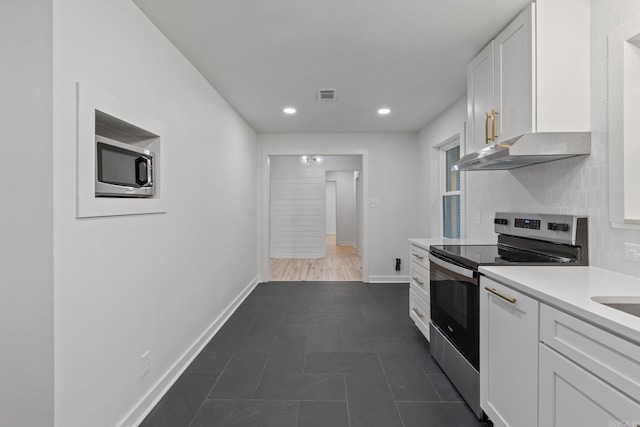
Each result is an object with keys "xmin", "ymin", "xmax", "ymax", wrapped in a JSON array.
[{"xmin": 435, "ymin": 131, "xmax": 466, "ymax": 240}]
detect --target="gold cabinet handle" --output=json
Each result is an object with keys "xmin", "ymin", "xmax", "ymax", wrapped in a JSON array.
[
  {"xmin": 412, "ymin": 277, "xmax": 424, "ymax": 286},
  {"xmin": 485, "ymin": 287, "xmax": 516, "ymax": 304},
  {"xmin": 412, "ymin": 254, "xmax": 424, "ymax": 260},
  {"xmin": 412, "ymin": 307, "xmax": 424, "ymax": 318},
  {"xmin": 484, "ymin": 112, "xmax": 490, "ymax": 144},
  {"xmin": 491, "ymin": 108, "xmax": 499, "ymax": 141}
]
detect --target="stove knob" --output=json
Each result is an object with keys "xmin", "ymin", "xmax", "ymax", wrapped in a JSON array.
[
  {"xmin": 557, "ymin": 223, "xmax": 570, "ymax": 232},
  {"xmin": 494, "ymin": 218, "xmax": 508, "ymax": 225},
  {"xmin": 548, "ymin": 222, "xmax": 558, "ymax": 230}
]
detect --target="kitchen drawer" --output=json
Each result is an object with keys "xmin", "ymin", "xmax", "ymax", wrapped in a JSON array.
[
  {"xmin": 540, "ymin": 303, "xmax": 640, "ymax": 401},
  {"xmin": 410, "ymin": 244, "xmax": 429, "ymax": 270},
  {"xmin": 410, "ymin": 288, "xmax": 430, "ymax": 341},
  {"xmin": 410, "ymin": 262, "xmax": 430, "ymax": 302}
]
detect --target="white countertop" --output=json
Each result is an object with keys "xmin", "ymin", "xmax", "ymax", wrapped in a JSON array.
[
  {"xmin": 409, "ymin": 237, "xmax": 497, "ymax": 251},
  {"xmin": 479, "ymin": 265, "xmax": 640, "ymax": 345}
]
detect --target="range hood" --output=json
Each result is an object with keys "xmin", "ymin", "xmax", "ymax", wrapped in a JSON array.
[{"xmin": 452, "ymin": 132, "xmax": 591, "ymax": 171}]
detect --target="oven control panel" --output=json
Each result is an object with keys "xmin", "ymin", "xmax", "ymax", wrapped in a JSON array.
[
  {"xmin": 494, "ymin": 212, "xmax": 585, "ymax": 245},
  {"xmin": 514, "ymin": 218, "xmax": 541, "ymax": 230}
]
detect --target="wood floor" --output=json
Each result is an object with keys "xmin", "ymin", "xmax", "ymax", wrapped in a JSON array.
[{"xmin": 270, "ymin": 234, "xmax": 362, "ymax": 281}]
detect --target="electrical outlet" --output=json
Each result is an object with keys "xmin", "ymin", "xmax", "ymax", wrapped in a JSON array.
[
  {"xmin": 140, "ymin": 351, "xmax": 150, "ymax": 378},
  {"xmin": 624, "ymin": 243, "xmax": 640, "ymax": 262}
]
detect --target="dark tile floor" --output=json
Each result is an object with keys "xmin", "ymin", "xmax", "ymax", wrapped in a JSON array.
[{"xmin": 140, "ymin": 282, "xmax": 490, "ymax": 427}]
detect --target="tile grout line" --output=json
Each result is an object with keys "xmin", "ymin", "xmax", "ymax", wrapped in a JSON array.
[
  {"xmin": 186, "ymin": 352, "xmax": 236, "ymax": 427},
  {"xmin": 377, "ymin": 352, "xmax": 407, "ymax": 427},
  {"xmin": 343, "ymin": 373, "xmax": 352, "ymax": 427},
  {"xmin": 250, "ymin": 347, "xmax": 272, "ymax": 401}
]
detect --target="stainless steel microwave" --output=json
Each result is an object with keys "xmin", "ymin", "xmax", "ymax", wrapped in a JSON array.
[{"xmin": 95, "ymin": 136, "xmax": 155, "ymax": 197}]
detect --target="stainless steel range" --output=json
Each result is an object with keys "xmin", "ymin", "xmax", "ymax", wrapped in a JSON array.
[{"xmin": 428, "ymin": 212, "xmax": 588, "ymax": 419}]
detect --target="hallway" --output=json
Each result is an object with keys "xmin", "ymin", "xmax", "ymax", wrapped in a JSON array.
[{"xmin": 270, "ymin": 234, "xmax": 362, "ymax": 281}]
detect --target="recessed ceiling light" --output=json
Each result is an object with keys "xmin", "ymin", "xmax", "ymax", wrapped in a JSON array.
[
  {"xmin": 378, "ymin": 108, "xmax": 391, "ymax": 115},
  {"xmin": 283, "ymin": 107, "xmax": 296, "ymax": 114}
]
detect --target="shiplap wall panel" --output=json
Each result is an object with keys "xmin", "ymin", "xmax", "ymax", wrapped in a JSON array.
[
  {"xmin": 270, "ymin": 156, "xmax": 326, "ymax": 258},
  {"xmin": 270, "ymin": 155, "xmax": 362, "ymax": 258}
]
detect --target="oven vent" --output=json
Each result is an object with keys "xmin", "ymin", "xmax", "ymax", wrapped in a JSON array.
[{"xmin": 317, "ymin": 89, "xmax": 337, "ymax": 102}]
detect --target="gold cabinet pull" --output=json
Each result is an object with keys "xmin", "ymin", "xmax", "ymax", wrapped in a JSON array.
[
  {"xmin": 484, "ymin": 112, "xmax": 490, "ymax": 144},
  {"xmin": 412, "ymin": 307, "xmax": 424, "ymax": 318},
  {"xmin": 485, "ymin": 287, "xmax": 516, "ymax": 304},
  {"xmin": 412, "ymin": 253, "xmax": 424, "ymax": 260},
  {"xmin": 491, "ymin": 109, "xmax": 499, "ymax": 141},
  {"xmin": 412, "ymin": 277, "xmax": 424, "ymax": 286}
]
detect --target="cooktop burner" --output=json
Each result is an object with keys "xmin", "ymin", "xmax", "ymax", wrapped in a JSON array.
[{"xmin": 430, "ymin": 244, "xmax": 576, "ymax": 269}]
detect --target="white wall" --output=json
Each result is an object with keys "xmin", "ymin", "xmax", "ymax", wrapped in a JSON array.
[
  {"xmin": 327, "ymin": 171, "xmax": 356, "ymax": 245},
  {"xmin": 53, "ymin": 1, "xmax": 258, "ymax": 426},
  {"xmin": 326, "ymin": 181, "xmax": 337, "ymax": 234},
  {"xmin": 356, "ymin": 172, "xmax": 364, "ymax": 253},
  {"xmin": 1, "ymin": 2, "xmax": 54, "ymax": 426},
  {"xmin": 259, "ymin": 133, "xmax": 420, "ymax": 282},
  {"xmin": 417, "ymin": 97, "xmax": 467, "ymax": 238}
]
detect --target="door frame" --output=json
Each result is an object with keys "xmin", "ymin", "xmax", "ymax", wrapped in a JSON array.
[{"xmin": 260, "ymin": 149, "xmax": 370, "ymax": 282}]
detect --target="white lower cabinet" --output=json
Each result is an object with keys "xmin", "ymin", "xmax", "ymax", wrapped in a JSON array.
[
  {"xmin": 538, "ymin": 304, "xmax": 640, "ymax": 427},
  {"xmin": 409, "ymin": 243, "xmax": 430, "ymax": 341},
  {"xmin": 480, "ymin": 276, "xmax": 640, "ymax": 427},
  {"xmin": 539, "ymin": 343, "xmax": 640, "ymax": 427},
  {"xmin": 480, "ymin": 277, "xmax": 539, "ymax": 427}
]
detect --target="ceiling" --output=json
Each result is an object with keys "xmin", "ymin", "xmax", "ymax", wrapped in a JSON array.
[{"xmin": 133, "ymin": 0, "xmax": 531, "ymax": 134}]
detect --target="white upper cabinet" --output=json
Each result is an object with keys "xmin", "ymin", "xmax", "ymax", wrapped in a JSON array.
[
  {"xmin": 467, "ymin": 42, "xmax": 495, "ymax": 152},
  {"xmin": 466, "ymin": 0, "xmax": 590, "ymax": 155},
  {"xmin": 494, "ymin": 7, "xmax": 533, "ymax": 146}
]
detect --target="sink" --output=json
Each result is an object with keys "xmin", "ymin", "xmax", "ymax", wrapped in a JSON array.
[{"xmin": 591, "ymin": 296, "xmax": 640, "ymax": 318}]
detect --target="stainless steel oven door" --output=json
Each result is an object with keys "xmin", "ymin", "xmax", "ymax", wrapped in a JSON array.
[{"xmin": 429, "ymin": 253, "xmax": 480, "ymax": 370}]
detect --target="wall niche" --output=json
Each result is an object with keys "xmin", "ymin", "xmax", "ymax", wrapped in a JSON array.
[{"xmin": 76, "ymin": 83, "xmax": 167, "ymax": 218}]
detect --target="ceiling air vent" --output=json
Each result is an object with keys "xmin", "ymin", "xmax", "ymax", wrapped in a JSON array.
[{"xmin": 317, "ymin": 89, "xmax": 337, "ymax": 102}]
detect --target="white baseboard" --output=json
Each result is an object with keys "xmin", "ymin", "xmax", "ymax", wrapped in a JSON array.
[
  {"xmin": 121, "ymin": 275, "xmax": 260, "ymax": 427},
  {"xmin": 367, "ymin": 275, "xmax": 410, "ymax": 283}
]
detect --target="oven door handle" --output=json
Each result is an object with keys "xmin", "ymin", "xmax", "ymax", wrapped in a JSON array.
[{"xmin": 429, "ymin": 253, "xmax": 476, "ymax": 279}]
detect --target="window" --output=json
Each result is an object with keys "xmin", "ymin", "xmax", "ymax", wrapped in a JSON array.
[{"xmin": 442, "ymin": 144, "xmax": 461, "ymax": 238}]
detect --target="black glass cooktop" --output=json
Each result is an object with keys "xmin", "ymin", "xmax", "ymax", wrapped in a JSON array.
[{"xmin": 430, "ymin": 244, "xmax": 575, "ymax": 270}]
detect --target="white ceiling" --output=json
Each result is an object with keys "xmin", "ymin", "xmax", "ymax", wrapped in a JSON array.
[{"xmin": 133, "ymin": 0, "xmax": 531, "ymax": 133}]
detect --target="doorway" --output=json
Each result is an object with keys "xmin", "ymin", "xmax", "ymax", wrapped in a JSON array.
[{"xmin": 262, "ymin": 152, "xmax": 369, "ymax": 282}]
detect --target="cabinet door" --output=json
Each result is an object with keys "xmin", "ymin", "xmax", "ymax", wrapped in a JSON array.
[
  {"xmin": 494, "ymin": 3, "xmax": 534, "ymax": 143},
  {"xmin": 480, "ymin": 277, "xmax": 538, "ymax": 427},
  {"xmin": 539, "ymin": 344, "xmax": 640, "ymax": 427},
  {"xmin": 467, "ymin": 41, "xmax": 494, "ymax": 154}
]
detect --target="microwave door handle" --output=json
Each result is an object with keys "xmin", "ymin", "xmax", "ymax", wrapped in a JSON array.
[
  {"xmin": 145, "ymin": 157, "xmax": 152, "ymax": 186},
  {"xmin": 428, "ymin": 254, "xmax": 475, "ymax": 279},
  {"xmin": 135, "ymin": 156, "xmax": 152, "ymax": 187}
]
